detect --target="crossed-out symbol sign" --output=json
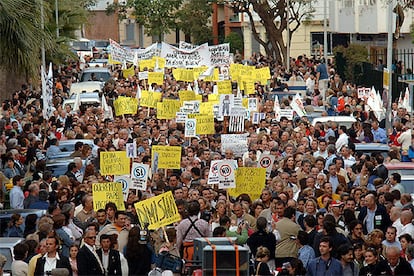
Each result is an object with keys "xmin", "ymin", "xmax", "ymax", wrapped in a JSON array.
[
  {"xmin": 133, "ymin": 166, "xmax": 146, "ymax": 179},
  {"xmin": 117, "ymin": 179, "xmax": 128, "ymax": 191},
  {"xmin": 186, "ymin": 120, "xmax": 195, "ymax": 129},
  {"xmin": 260, "ymin": 157, "xmax": 272, "ymax": 168},
  {"xmin": 219, "ymin": 164, "xmax": 232, "ymax": 177}
]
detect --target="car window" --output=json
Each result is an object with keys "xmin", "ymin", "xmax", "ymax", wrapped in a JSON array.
[
  {"xmin": 0, "ymin": 248, "xmax": 12, "ymax": 271},
  {"xmin": 80, "ymin": 71, "xmax": 110, "ymax": 82}
]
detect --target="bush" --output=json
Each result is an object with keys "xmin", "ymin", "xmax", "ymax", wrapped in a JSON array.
[
  {"xmin": 224, "ymin": 32, "xmax": 244, "ymax": 54},
  {"xmin": 333, "ymin": 44, "xmax": 368, "ymax": 83}
]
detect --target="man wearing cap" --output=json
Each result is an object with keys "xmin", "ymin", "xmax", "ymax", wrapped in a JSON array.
[{"xmin": 330, "ymin": 200, "xmax": 346, "ymax": 230}]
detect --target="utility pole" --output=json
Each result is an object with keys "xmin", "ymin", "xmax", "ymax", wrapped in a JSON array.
[
  {"xmin": 55, "ymin": 0, "xmax": 59, "ymax": 38},
  {"xmin": 385, "ymin": 0, "xmax": 394, "ymax": 134},
  {"xmin": 323, "ymin": 0, "xmax": 328, "ymax": 62},
  {"xmin": 40, "ymin": 0, "xmax": 46, "ymax": 71},
  {"xmin": 286, "ymin": 0, "xmax": 290, "ymax": 73}
]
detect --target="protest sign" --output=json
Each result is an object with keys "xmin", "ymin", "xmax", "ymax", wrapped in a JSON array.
[
  {"xmin": 126, "ymin": 141, "xmax": 137, "ymax": 158},
  {"xmin": 184, "ymin": 119, "xmax": 197, "ymax": 137},
  {"xmin": 114, "ymin": 175, "xmax": 133, "ymax": 201},
  {"xmin": 290, "ymin": 94, "xmax": 307, "ymax": 117},
  {"xmin": 148, "ymin": 72, "xmax": 164, "ymax": 85},
  {"xmin": 134, "ymin": 191, "xmax": 180, "ymax": 230},
  {"xmin": 255, "ymin": 67, "xmax": 271, "ymax": 84},
  {"xmin": 279, "ymin": 109, "xmax": 294, "ymax": 121},
  {"xmin": 109, "ymin": 39, "xmax": 134, "ymax": 63},
  {"xmin": 114, "ymin": 96, "xmax": 138, "ymax": 116},
  {"xmin": 218, "ymin": 94, "xmax": 234, "ymax": 117},
  {"xmin": 252, "ymin": 113, "xmax": 266, "ymax": 124},
  {"xmin": 218, "ymin": 160, "xmax": 237, "ymax": 189},
  {"xmin": 122, "ymin": 66, "xmax": 135, "ymax": 79},
  {"xmin": 229, "ymin": 167, "xmax": 267, "ymax": 200},
  {"xmin": 160, "ymin": 42, "xmax": 211, "ymax": 68},
  {"xmin": 179, "ymin": 90, "xmax": 196, "ymax": 105},
  {"xmin": 131, "ymin": 163, "xmax": 150, "ymax": 191},
  {"xmin": 138, "ymin": 71, "xmax": 149, "ymax": 80},
  {"xmin": 187, "ymin": 114, "xmax": 215, "ymax": 134},
  {"xmin": 135, "ymin": 43, "xmax": 159, "ymax": 62},
  {"xmin": 179, "ymin": 41, "xmax": 197, "ymax": 50},
  {"xmin": 156, "ymin": 100, "xmax": 181, "ymax": 119},
  {"xmin": 257, "ymin": 154, "xmax": 275, "ymax": 178},
  {"xmin": 229, "ymin": 107, "xmax": 246, "ymax": 133},
  {"xmin": 152, "ymin": 146, "xmax": 182, "ymax": 169},
  {"xmin": 207, "ymin": 160, "xmax": 220, "ymax": 185},
  {"xmin": 217, "ymin": 80, "xmax": 232, "ymax": 94},
  {"xmin": 139, "ymin": 59, "xmax": 153, "ymax": 71},
  {"xmin": 248, "ymin": 98, "xmax": 258, "ymax": 112},
  {"xmin": 175, "ymin": 112, "xmax": 187, "ymax": 123},
  {"xmin": 100, "ymin": 151, "xmax": 130, "ymax": 175},
  {"xmin": 209, "ymin": 43, "xmax": 230, "ymax": 66},
  {"xmin": 92, "ymin": 182, "xmax": 125, "ymax": 211},
  {"xmin": 243, "ymin": 81, "xmax": 256, "ymax": 95},
  {"xmin": 199, "ymin": 102, "xmax": 215, "ymax": 115},
  {"xmin": 140, "ymin": 91, "xmax": 162, "ymax": 108},
  {"xmin": 221, "ymin": 134, "xmax": 249, "ymax": 157},
  {"xmin": 182, "ymin": 100, "xmax": 200, "ymax": 114}
]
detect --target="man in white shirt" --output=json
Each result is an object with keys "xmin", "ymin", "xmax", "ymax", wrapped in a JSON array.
[
  {"xmin": 335, "ymin": 126, "xmax": 349, "ymax": 153},
  {"xmin": 399, "ymin": 210, "xmax": 414, "ymax": 239},
  {"xmin": 34, "ymin": 236, "xmax": 72, "ymax": 275},
  {"xmin": 10, "ymin": 175, "xmax": 24, "ymax": 209}
]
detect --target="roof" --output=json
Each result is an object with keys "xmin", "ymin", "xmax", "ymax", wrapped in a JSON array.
[{"xmin": 311, "ymin": 116, "xmax": 356, "ymax": 126}]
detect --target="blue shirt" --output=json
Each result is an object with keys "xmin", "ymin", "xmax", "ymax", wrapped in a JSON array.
[
  {"xmin": 299, "ymin": 245, "xmax": 315, "ymax": 268},
  {"xmin": 10, "ymin": 186, "xmax": 24, "ymax": 209},
  {"xmin": 306, "ymin": 257, "xmax": 343, "ymax": 276},
  {"xmin": 372, "ymin": 127, "xmax": 387, "ymax": 144}
]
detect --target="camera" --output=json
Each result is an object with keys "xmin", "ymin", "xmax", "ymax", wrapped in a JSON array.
[{"xmin": 139, "ymin": 223, "xmax": 150, "ymax": 245}]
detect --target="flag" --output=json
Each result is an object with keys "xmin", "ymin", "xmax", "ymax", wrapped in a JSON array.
[
  {"xmin": 102, "ymin": 95, "xmax": 113, "ymax": 120},
  {"xmin": 290, "ymin": 93, "xmax": 307, "ymax": 117},
  {"xmin": 42, "ymin": 63, "xmax": 54, "ymax": 119},
  {"xmin": 187, "ymin": 83, "xmax": 192, "ymax": 91},
  {"xmin": 136, "ymin": 84, "xmax": 142, "ymax": 99},
  {"xmin": 398, "ymin": 91, "xmax": 403, "ymax": 107},
  {"xmin": 194, "ymin": 80, "xmax": 199, "ymax": 94},
  {"xmin": 402, "ymin": 87, "xmax": 410, "ymax": 111},
  {"xmin": 198, "ymin": 66, "xmax": 215, "ymax": 79},
  {"xmin": 274, "ymin": 95, "xmax": 281, "ymax": 121},
  {"xmin": 73, "ymin": 91, "xmax": 81, "ymax": 112}
]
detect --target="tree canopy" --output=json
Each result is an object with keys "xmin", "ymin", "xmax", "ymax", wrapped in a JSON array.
[{"xmin": 228, "ymin": 0, "xmax": 315, "ymax": 65}]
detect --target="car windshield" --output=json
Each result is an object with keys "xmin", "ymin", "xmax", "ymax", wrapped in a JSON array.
[{"xmin": 80, "ymin": 71, "xmax": 111, "ymax": 82}]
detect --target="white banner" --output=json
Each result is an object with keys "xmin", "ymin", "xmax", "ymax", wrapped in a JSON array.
[
  {"xmin": 160, "ymin": 42, "xmax": 211, "ymax": 68},
  {"xmin": 179, "ymin": 41, "xmax": 197, "ymax": 50},
  {"xmin": 114, "ymin": 175, "xmax": 133, "ymax": 201},
  {"xmin": 109, "ymin": 39, "xmax": 135, "ymax": 63},
  {"xmin": 134, "ymin": 43, "xmax": 159, "ymax": 61},
  {"xmin": 221, "ymin": 133, "xmax": 249, "ymax": 157},
  {"xmin": 209, "ymin": 43, "xmax": 230, "ymax": 66},
  {"xmin": 41, "ymin": 63, "xmax": 54, "ymax": 120}
]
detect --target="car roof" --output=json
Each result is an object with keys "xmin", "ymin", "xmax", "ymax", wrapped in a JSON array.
[
  {"xmin": 82, "ymin": 67, "xmax": 110, "ymax": 72},
  {"xmin": 355, "ymin": 143, "xmax": 390, "ymax": 151},
  {"xmin": 69, "ymin": 92, "xmax": 100, "ymax": 99},
  {"xmin": 385, "ymin": 162, "xmax": 414, "ymax": 170},
  {"xmin": 70, "ymin": 82, "xmax": 103, "ymax": 94},
  {"xmin": 58, "ymin": 139, "xmax": 94, "ymax": 145},
  {"xmin": 0, "ymin": 237, "xmax": 25, "ymax": 246},
  {"xmin": 311, "ymin": 116, "xmax": 356, "ymax": 126}
]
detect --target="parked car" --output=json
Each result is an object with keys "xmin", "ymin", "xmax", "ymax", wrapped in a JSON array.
[
  {"xmin": 0, "ymin": 209, "xmax": 46, "ymax": 237},
  {"xmin": 311, "ymin": 116, "xmax": 356, "ymax": 129},
  {"xmin": 0, "ymin": 237, "xmax": 25, "ymax": 275},
  {"xmin": 46, "ymin": 139, "xmax": 97, "ymax": 160},
  {"xmin": 354, "ymin": 143, "xmax": 390, "ymax": 157},
  {"xmin": 79, "ymin": 67, "xmax": 111, "ymax": 82},
  {"xmin": 69, "ymin": 81, "xmax": 104, "ymax": 96},
  {"xmin": 62, "ymin": 92, "xmax": 101, "ymax": 110}
]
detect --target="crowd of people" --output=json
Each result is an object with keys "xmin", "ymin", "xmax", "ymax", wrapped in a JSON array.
[{"xmin": 0, "ymin": 52, "xmax": 414, "ymax": 276}]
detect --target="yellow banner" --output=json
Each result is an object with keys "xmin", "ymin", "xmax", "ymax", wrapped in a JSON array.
[
  {"xmin": 152, "ymin": 56, "xmax": 166, "ymax": 69},
  {"xmin": 100, "ymin": 151, "xmax": 130, "ymax": 175},
  {"xmin": 108, "ymin": 54, "xmax": 121, "ymax": 65},
  {"xmin": 255, "ymin": 67, "xmax": 271, "ymax": 84},
  {"xmin": 114, "ymin": 96, "xmax": 138, "ymax": 116},
  {"xmin": 229, "ymin": 63, "xmax": 243, "ymax": 80},
  {"xmin": 242, "ymin": 98, "xmax": 249, "ymax": 108},
  {"xmin": 217, "ymin": 80, "xmax": 232, "ymax": 94},
  {"xmin": 157, "ymin": 100, "xmax": 181, "ymax": 119},
  {"xmin": 92, "ymin": 182, "xmax": 125, "ymax": 211},
  {"xmin": 152, "ymin": 146, "xmax": 182, "ymax": 169},
  {"xmin": 134, "ymin": 191, "xmax": 180, "ymax": 230},
  {"xmin": 179, "ymin": 90, "xmax": 196, "ymax": 105},
  {"xmin": 122, "ymin": 66, "xmax": 135, "ymax": 79},
  {"xmin": 139, "ymin": 59, "xmax": 153, "ymax": 71},
  {"xmin": 148, "ymin": 72, "xmax": 164, "ymax": 85},
  {"xmin": 229, "ymin": 167, "xmax": 266, "ymax": 201},
  {"xmin": 208, "ymin": 94, "xmax": 219, "ymax": 102},
  {"xmin": 199, "ymin": 102, "xmax": 216, "ymax": 115},
  {"xmin": 187, "ymin": 114, "xmax": 215, "ymax": 134},
  {"xmin": 244, "ymin": 81, "xmax": 256, "ymax": 95},
  {"xmin": 141, "ymin": 91, "xmax": 162, "ymax": 108}
]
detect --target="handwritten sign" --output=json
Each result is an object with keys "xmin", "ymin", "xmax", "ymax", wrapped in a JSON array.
[
  {"xmin": 135, "ymin": 191, "xmax": 180, "ymax": 230},
  {"xmin": 187, "ymin": 114, "xmax": 215, "ymax": 134},
  {"xmin": 114, "ymin": 96, "xmax": 138, "ymax": 116},
  {"xmin": 92, "ymin": 182, "xmax": 125, "ymax": 211},
  {"xmin": 217, "ymin": 80, "xmax": 232, "ymax": 94},
  {"xmin": 221, "ymin": 134, "xmax": 249, "ymax": 157},
  {"xmin": 157, "ymin": 100, "xmax": 181, "ymax": 119},
  {"xmin": 148, "ymin": 72, "xmax": 164, "ymax": 85},
  {"xmin": 141, "ymin": 91, "xmax": 162, "ymax": 108},
  {"xmin": 100, "ymin": 151, "xmax": 130, "ymax": 175},
  {"xmin": 152, "ymin": 146, "xmax": 182, "ymax": 169},
  {"xmin": 229, "ymin": 167, "xmax": 267, "ymax": 200},
  {"xmin": 131, "ymin": 163, "xmax": 149, "ymax": 191}
]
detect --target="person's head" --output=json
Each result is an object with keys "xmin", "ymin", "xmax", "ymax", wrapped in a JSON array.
[
  {"xmin": 96, "ymin": 209, "xmax": 107, "ymax": 225},
  {"xmin": 69, "ymin": 244, "xmax": 79, "ymax": 259},
  {"xmin": 385, "ymin": 246, "xmax": 401, "ymax": 267},
  {"xmin": 406, "ymin": 244, "xmax": 414, "ymax": 261},
  {"xmin": 232, "ymin": 202, "xmax": 244, "ymax": 218},
  {"xmin": 348, "ymin": 220, "xmax": 363, "ymax": 238},
  {"xmin": 399, "ymin": 233, "xmax": 413, "ymax": 250},
  {"xmin": 385, "ymin": 226, "xmax": 397, "ymax": 243},
  {"xmin": 114, "ymin": 211, "xmax": 127, "ymax": 227},
  {"xmin": 45, "ymin": 235, "xmax": 60, "ymax": 255},
  {"xmin": 319, "ymin": 236, "xmax": 333, "ymax": 257},
  {"xmin": 12, "ymin": 175, "xmax": 24, "ymax": 186},
  {"xmin": 10, "ymin": 213, "xmax": 23, "ymax": 227},
  {"xmin": 105, "ymin": 202, "xmax": 117, "ymax": 219},
  {"xmin": 83, "ymin": 228, "xmax": 97, "ymax": 246},
  {"xmin": 13, "ymin": 243, "xmax": 28, "ymax": 261},
  {"xmin": 365, "ymin": 193, "xmax": 376, "ymax": 209},
  {"xmin": 297, "ymin": 230, "xmax": 309, "ymax": 246},
  {"xmin": 364, "ymin": 246, "xmax": 378, "ymax": 265},
  {"xmin": 212, "ymin": 226, "xmax": 227, "ymax": 237},
  {"xmin": 283, "ymin": 206, "xmax": 296, "ymax": 220},
  {"xmin": 255, "ymin": 246, "xmax": 270, "ymax": 261},
  {"xmin": 100, "ymin": 234, "xmax": 112, "ymax": 252},
  {"xmin": 187, "ymin": 200, "xmax": 201, "ymax": 217},
  {"xmin": 338, "ymin": 244, "xmax": 354, "ymax": 264}
]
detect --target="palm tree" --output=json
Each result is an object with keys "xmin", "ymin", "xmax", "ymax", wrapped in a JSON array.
[{"xmin": 0, "ymin": 0, "xmax": 52, "ymax": 79}]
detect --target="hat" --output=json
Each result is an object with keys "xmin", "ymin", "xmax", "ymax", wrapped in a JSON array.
[{"xmin": 330, "ymin": 200, "xmax": 344, "ymax": 208}]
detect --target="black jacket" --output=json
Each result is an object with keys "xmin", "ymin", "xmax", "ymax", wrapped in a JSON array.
[
  {"xmin": 374, "ymin": 258, "xmax": 414, "ymax": 275},
  {"xmin": 358, "ymin": 204, "xmax": 391, "ymax": 235},
  {"xmin": 34, "ymin": 254, "xmax": 72, "ymax": 276},
  {"xmin": 96, "ymin": 249, "xmax": 122, "ymax": 276},
  {"xmin": 246, "ymin": 229, "xmax": 276, "ymax": 260},
  {"xmin": 77, "ymin": 245, "xmax": 105, "ymax": 276}
]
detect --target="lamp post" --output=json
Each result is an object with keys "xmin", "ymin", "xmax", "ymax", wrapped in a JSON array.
[
  {"xmin": 286, "ymin": 0, "xmax": 290, "ymax": 72},
  {"xmin": 323, "ymin": 0, "xmax": 327, "ymax": 62},
  {"xmin": 385, "ymin": 0, "xmax": 394, "ymax": 134},
  {"xmin": 55, "ymin": 0, "xmax": 59, "ymax": 38}
]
